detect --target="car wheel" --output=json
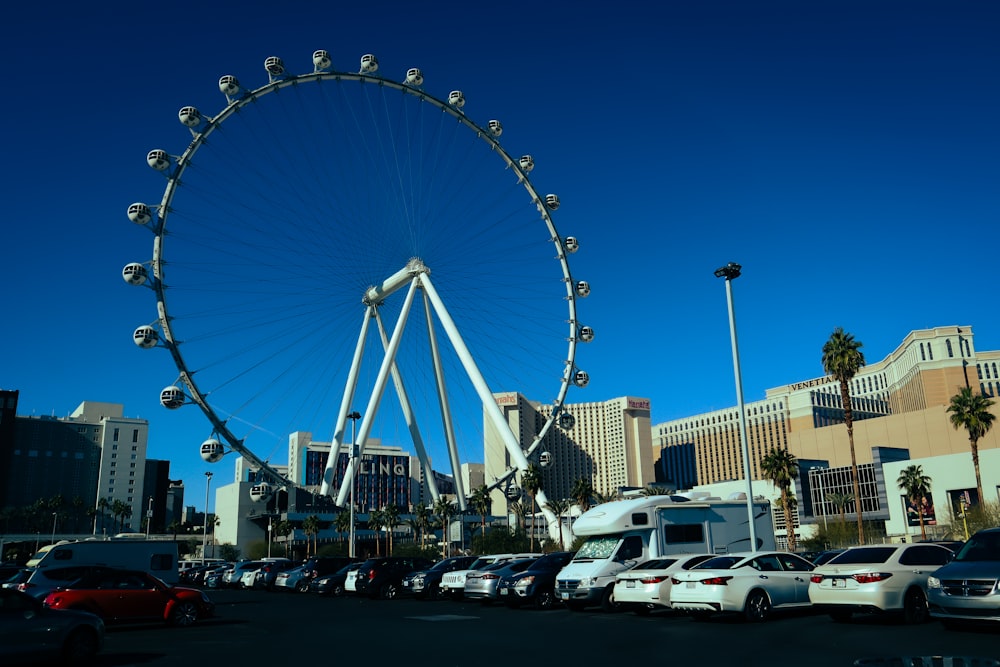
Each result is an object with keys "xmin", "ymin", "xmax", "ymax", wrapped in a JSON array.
[
  {"xmin": 829, "ymin": 609, "xmax": 853, "ymax": 623},
  {"xmin": 380, "ymin": 582, "xmax": 399, "ymax": 600},
  {"xmin": 535, "ymin": 589, "xmax": 557, "ymax": 610},
  {"xmin": 170, "ymin": 601, "xmax": 199, "ymax": 627},
  {"xmin": 296, "ymin": 579, "xmax": 310, "ymax": 593},
  {"xmin": 427, "ymin": 583, "xmax": 443, "ymax": 601},
  {"xmin": 599, "ymin": 585, "xmax": 621, "ymax": 613},
  {"xmin": 743, "ymin": 590, "xmax": 771, "ymax": 623},
  {"xmin": 62, "ymin": 627, "xmax": 100, "ymax": 665},
  {"xmin": 331, "ymin": 582, "xmax": 345, "ymax": 597},
  {"xmin": 902, "ymin": 587, "xmax": 929, "ymax": 625}
]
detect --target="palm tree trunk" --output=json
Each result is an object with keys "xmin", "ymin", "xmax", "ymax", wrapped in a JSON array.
[
  {"xmin": 842, "ymin": 382, "xmax": 865, "ymax": 545},
  {"xmin": 972, "ymin": 439, "xmax": 984, "ymax": 507}
]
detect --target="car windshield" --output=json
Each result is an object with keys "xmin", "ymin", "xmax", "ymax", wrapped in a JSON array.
[
  {"xmin": 826, "ymin": 547, "xmax": 895, "ymax": 565},
  {"xmin": 575, "ymin": 537, "xmax": 620, "ymax": 559},
  {"xmin": 955, "ymin": 532, "xmax": 1000, "ymax": 562},
  {"xmin": 429, "ymin": 558, "xmax": 463, "ymax": 572}
]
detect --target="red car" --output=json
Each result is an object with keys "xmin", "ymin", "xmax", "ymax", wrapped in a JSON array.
[{"xmin": 43, "ymin": 568, "xmax": 214, "ymax": 627}]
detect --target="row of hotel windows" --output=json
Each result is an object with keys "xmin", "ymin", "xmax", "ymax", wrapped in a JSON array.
[{"xmin": 980, "ymin": 363, "xmax": 1000, "ymax": 380}]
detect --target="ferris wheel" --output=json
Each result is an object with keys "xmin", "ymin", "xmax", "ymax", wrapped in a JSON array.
[{"xmin": 123, "ymin": 51, "xmax": 592, "ymax": 523}]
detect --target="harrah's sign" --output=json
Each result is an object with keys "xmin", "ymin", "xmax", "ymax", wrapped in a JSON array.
[
  {"xmin": 627, "ymin": 398, "xmax": 650, "ymax": 410},
  {"xmin": 495, "ymin": 392, "xmax": 519, "ymax": 406}
]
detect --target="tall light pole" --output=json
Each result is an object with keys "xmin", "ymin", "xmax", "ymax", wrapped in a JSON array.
[
  {"xmin": 714, "ymin": 262, "xmax": 759, "ymax": 552},
  {"xmin": 347, "ymin": 411, "xmax": 361, "ymax": 559},
  {"xmin": 145, "ymin": 496, "xmax": 154, "ymax": 538},
  {"xmin": 203, "ymin": 472, "xmax": 213, "ymax": 560},
  {"xmin": 50, "ymin": 512, "xmax": 57, "ymax": 545}
]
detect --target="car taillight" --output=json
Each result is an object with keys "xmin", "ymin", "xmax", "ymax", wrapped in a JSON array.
[
  {"xmin": 810, "ymin": 575, "xmax": 824, "ymax": 584},
  {"xmin": 368, "ymin": 570, "xmax": 377, "ymax": 581},
  {"xmin": 481, "ymin": 574, "xmax": 499, "ymax": 580},
  {"xmin": 640, "ymin": 576, "xmax": 667, "ymax": 584},
  {"xmin": 699, "ymin": 576, "xmax": 732, "ymax": 586},
  {"xmin": 853, "ymin": 572, "xmax": 892, "ymax": 584}
]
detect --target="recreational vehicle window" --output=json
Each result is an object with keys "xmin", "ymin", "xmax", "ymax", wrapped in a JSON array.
[
  {"xmin": 662, "ymin": 523, "xmax": 705, "ymax": 544},
  {"xmin": 631, "ymin": 513, "xmax": 649, "ymax": 525}
]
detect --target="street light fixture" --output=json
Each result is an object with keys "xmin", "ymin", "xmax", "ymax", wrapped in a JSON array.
[
  {"xmin": 203, "ymin": 472, "xmax": 213, "ymax": 560},
  {"xmin": 714, "ymin": 262, "xmax": 759, "ymax": 552},
  {"xmin": 51, "ymin": 512, "xmax": 57, "ymax": 546},
  {"xmin": 347, "ymin": 411, "xmax": 362, "ymax": 559}
]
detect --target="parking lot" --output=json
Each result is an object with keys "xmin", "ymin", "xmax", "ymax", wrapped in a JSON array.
[{"xmin": 91, "ymin": 587, "xmax": 1000, "ymax": 667}]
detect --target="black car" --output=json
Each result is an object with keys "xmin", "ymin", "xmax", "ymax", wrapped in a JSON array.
[
  {"xmin": 498, "ymin": 551, "xmax": 576, "ymax": 610},
  {"xmin": 310, "ymin": 562, "xmax": 362, "ymax": 597},
  {"xmin": 353, "ymin": 557, "xmax": 435, "ymax": 599},
  {"xmin": 401, "ymin": 556, "xmax": 476, "ymax": 600}
]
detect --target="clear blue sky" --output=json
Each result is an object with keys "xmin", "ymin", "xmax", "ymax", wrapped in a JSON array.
[{"xmin": 3, "ymin": 1, "xmax": 998, "ymax": 511}]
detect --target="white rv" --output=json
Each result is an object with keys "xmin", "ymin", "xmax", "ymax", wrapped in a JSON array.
[
  {"xmin": 555, "ymin": 493, "xmax": 775, "ymax": 611},
  {"xmin": 25, "ymin": 539, "xmax": 180, "ymax": 585}
]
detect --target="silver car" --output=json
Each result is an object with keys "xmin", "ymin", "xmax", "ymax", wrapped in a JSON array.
[
  {"xmin": 928, "ymin": 527, "xmax": 1000, "ymax": 629},
  {"xmin": 464, "ymin": 558, "xmax": 537, "ymax": 603}
]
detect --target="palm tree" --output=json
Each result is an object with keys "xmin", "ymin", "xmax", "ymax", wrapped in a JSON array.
[
  {"xmin": 508, "ymin": 500, "xmax": 526, "ymax": 534},
  {"xmin": 639, "ymin": 485, "xmax": 671, "ymax": 497},
  {"xmin": 521, "ymin": 464, "xmax": 543, "ymax": 551},
  {"xmin": 413, "ymin": 504, "xmax": 432, "ymax": 548},
  {"xmin": 367, "ymin": 508, "xmax": 384, "ymax": 556},
  {"xmin": 333, "ymin": 511, "xmax": 352, "ymax": 542},
  {"xmin": 433, "ymin": 497, "xmax": 455, "ymax": 559},
  {"xmin": 822, "ymin": 327, "xmax": 867, "ymax": 545},
  {"xmin": 469, "ymin": 485, "xmax": 492, "ymax": 538},
  {"xmin": 570, "ymin": 477, "xmax": 595, "ymax": 514},
  {"xmin": 275, "ymin": 519, "xmax": 293, "ymax": 557},
  {"xmin": 543, "ymin": 498, "xmax": 571, "ymax": 549},
  {"xmin": 97, "ymin": 497, "xmax": 110, "ymax": 535},
  {"xmin": 302, "ymin": 515, "xmax": 321, "ymax": 557},
  {"xmin": 760, "ymin": 447, "xmax": 800, "ymax": 552},
  {"xmin": 381, "ymin": 503, "xmax": 401, "ymax": 555},
  {"xmin": 897, "ymin": 464, "xmax": 932, "ymax": 541},
  {"xmin": 947, "ymin": 386, "xmax": 997, "ymax": 506},
  {"xmin": 593, "ymin": 491, "xmax": 618, "ymax": 505},
  {"xmin": 826, "ymin": 492, "xmax": 855, "ymax": 525}
]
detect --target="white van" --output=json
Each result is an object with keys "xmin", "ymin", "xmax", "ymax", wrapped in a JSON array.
[{"xmin": 26, "ymin": 539, "xmax": 179, "ymax": 585}]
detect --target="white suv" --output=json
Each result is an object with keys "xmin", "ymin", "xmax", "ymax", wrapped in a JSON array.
[{"xmin": 440, "ymin": 553, "xmax": 542, "ymax": 600}]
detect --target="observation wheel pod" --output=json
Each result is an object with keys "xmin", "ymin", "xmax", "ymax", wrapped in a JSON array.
[
  {"xmin": 558, "ymin": 412, "xmax": 576, "ymax": 430},
  {"xmin": 575, "ymin": 281, "xmax": 591, "ymax": 297},
  {"xmin": 405, "ymin": 68, "xmax": 424, "ymax": 86},
  {"xmin": 488, "ymin": 120, "xmax": 503, "ymax": 137},
  {"xmin": 448, "ymin": 90, "xmax": 466, "ymax": 109},
  {"xmin": 160, "ymin": 386, "xmax": 186, "ymax": 409},
  {"xmin": 578, "ymin": 325, "xmax": 595, "ymax": 343},
  {"xmin": 122, "ymin": 263, "xmax": 147, "ymax": 286},
  {"xmin": 249, "ymin": 482, "xmax": 274, "ymax": 503},
  {"xmin": 312, "ymin": 50, "xmax": 332, "ymax": 71},
  {"xmin": 127, "ymin": 202, "xmax": 152, "ymax": 225},
  {"xmin": 133, "ymin": 325, "xmax": 158, "ymax": 348},
  {"xmin": 178, "ymin": 106, "xmax": 202, "ymax": 128},
  {"xmin": 146, "ymin": 150, "xmax": 171, "ymax": 171},
  {"xmin": 360, "ymin": 53, "xmax": 378, "ymax": 73},
  {"xmin": 200, "ymin": 438, "xmax": 225, "ymax": 463},
  {"xmin": 218, "ymin": 75, "xmax": 241, "ymax": 97}
]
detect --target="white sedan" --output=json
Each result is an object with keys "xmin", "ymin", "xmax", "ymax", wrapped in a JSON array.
[
  {"xmin": 613, "ymin": 554, "xmax": 714, "ymax": 613},
  {"xmin": 808, "ymin": 543, "xmax": 954, "ymax": 624},
  {"xmin": 668, "ymin": 551, "xmax": 815, "ymax": 622}
]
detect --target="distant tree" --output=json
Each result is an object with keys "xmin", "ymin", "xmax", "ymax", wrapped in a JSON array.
[
  {"xmin": 543, "ymin": 498, "xmax": 571, "ymax": 550},
  {"xmin": 521, "ymin": 464, "xmax": 543, "ymax": 552},
  {"xmin": 274, "ymin": 520, "xmax": 293, "ymax": 557},
  {"xmin": 508, "ymin": 501, "xmax": 526, "ymax": 534},
  {"xmin": 760, "ymin": 447, "xmax": 800, "ymax": 552},
  {"xmin": 302, "ymin": 515, "xmax": 321, "ymax": 557},
  {"xmin": 333, "ymin": 511, "xmax": 351, "ymax": 542},
  {"xmin": 433, "ymin": 497, "xmax": 455, "ymax": 559},
  {"xmin": 469, "ymin": 485, "xmax": 492, "ymax": 539},
  {"xmin": 570, "ymin": 478, "xmax": 595, "ymax": 514},
  {"xmin": 218, "ymin": 544, "xmax": 241, "ymax": 561},
  {"xmin": 897, "ymin": 464, "xmax": 932, "ymax": 541},
  {"xmin": 593, "ymin": 491, "xmax": 618, "ymax": 505},
  {"xmin": 822, "ymin": 327, "xmax": 866, "ymax": 544},
  {"xmin": 947, "ymin": 386, "xmax": 997, "ymax": 506},
  {"xmin": 368, "ymin": 508, "xmax": 385, "ymax": 556},
  {"xmin": 826, "ymin": 492, "xmax": 855, "ymax": 527},
  {"xmin": 414, "ymin": 504, "xmax": 432, "ymax": 548},
  {"xmin": 381, "ymin": 504, "xmax": 401, "ymax": 555}
]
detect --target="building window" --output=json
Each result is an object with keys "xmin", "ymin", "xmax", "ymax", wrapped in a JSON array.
[
  {"xmin": 113, "ymin": 428, "xmax": 120, "ymax": 442},
  {"xmin": 946, "ymin": 340, "xmax": 954, "ymax": 358}
]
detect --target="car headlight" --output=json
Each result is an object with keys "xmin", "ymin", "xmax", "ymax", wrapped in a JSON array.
[
  {"xmin": 413, "ymin": 576, "xmax": 425, "ymax": 584},
  {"xmin": 927, "ymin": 576, "xmax": 941, "ymax": 589},
  {"xmin": 515, "ymin": 576, "xmax": 535, "ymax": 588}
]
